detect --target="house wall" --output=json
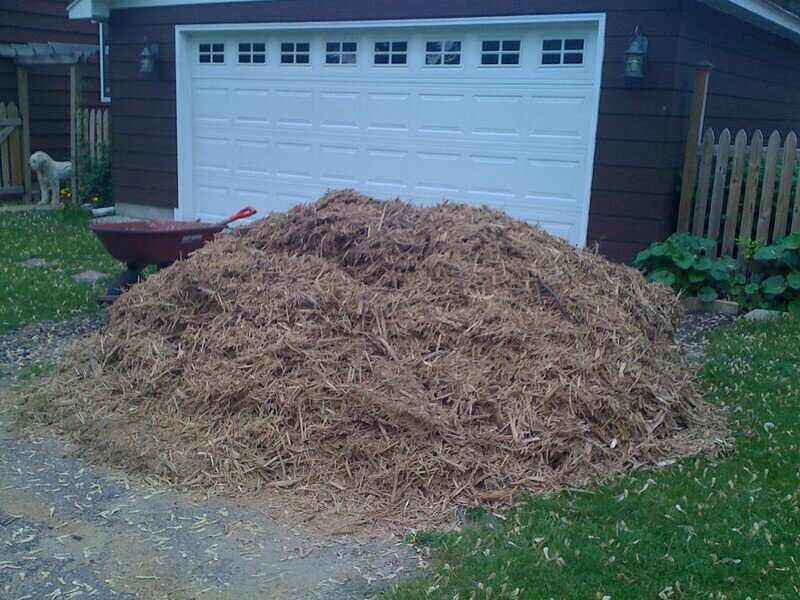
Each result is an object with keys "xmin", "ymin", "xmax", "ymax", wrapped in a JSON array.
[
  {"xmin": 1, "ymin": 0, "xmax": 103, "ymax": 163},
  {"xmin": 676, "ymin": 1, "xmax": 800, "ymax": 137},
  {"xmin": 108, "ymin": 0, "xmax": 694, "ymax": 262}
]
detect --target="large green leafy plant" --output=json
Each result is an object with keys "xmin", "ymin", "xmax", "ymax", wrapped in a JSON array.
[
  {"xmin": 734, "ymin": 233, "xmax": 800, "ymax": 311},
  {"xmin": 633, "ymin": 234, "xmax": 738, "ymax": 302}
]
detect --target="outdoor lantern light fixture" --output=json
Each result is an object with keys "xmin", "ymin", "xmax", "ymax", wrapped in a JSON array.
[
  {"xmin": 624, "ymin": 26, "xmax": 648, "ymax": 79},
  {"xmin": 139, "ymin": 42, "xmax": 159, "ymax": 74}
]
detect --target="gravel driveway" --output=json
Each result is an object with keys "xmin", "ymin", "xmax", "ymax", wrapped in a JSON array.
[
  {"xmin": 0, "ymin": 421, "xmax": 420, "ymax": 600},
  {"xmin": 0, "ymin": 317, "xmax": 421, "ymax": 600}
]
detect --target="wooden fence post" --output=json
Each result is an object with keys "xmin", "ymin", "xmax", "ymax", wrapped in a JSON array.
[
  {"xmin": 16, "ymin": 66, "xmax": 31, "ymax": 203},
  {"xmin": 756, "ymin": 131, "xmax": 782, "ymax": 243},
  {"xmin": 677, "ymin": 62, "xmax": 713, "ymax": 233},
  {"xmin": 773, "ymin": 132, "xmax": 797, "ymax": 239},
  {"xmin": 70, "ymin": 63, "xmax": 82, "ymax": 204},
  {"xmin": 721, "ymin": 130, "xmax": 748, "ymax": 256}
]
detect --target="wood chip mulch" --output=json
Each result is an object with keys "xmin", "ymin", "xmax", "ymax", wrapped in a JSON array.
[{"xmin": 20, "ymin": 190, "xmax": 729, "ymax": 532}]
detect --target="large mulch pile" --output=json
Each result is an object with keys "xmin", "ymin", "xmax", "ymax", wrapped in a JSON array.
[{"xmin": 28, "ymin": 190, "xmax": 726, "ymax": 529}]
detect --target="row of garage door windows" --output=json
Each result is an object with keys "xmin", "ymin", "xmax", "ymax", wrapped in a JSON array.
[{"xmin": 198, "ymin": 38, "xmax": 585, "ymax": 67}]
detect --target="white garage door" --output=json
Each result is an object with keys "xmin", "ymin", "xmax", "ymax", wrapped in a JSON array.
[{"xmin": 178, "ymin": 16, "xmax": 604, "ymax": 245}]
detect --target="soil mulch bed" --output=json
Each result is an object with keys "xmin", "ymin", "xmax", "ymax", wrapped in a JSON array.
[{"xmin": 19, "ymin": 191, "xmax": 729, "ymax": 531}]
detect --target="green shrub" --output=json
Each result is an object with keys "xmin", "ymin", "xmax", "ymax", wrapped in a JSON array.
[
  {"xmin": 733, "ymin": 233, "xmax": 800, "ymax": 311},
  {"xmin": 633, "ymin": 233, "xmax": 738, "ymax": 302},
  {"xmin": 77, "ymin": 142, "xmax": 113, "ymax": 208},
  {"xmin": 635, "ymin": 232, "xmax": 800, "ymax": 312}
]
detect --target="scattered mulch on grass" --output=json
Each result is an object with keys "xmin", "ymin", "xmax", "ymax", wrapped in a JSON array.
[
  {"xmin": 22, "ymin": 190, "xmax": 728, "ymax": 530},
  {"xmin": 676, "ymin": 312, "xmax": 739, "ymax": 362},
  {"xmin": 0, "ymin": 315, "xmax": 106, "ymax": 383}
]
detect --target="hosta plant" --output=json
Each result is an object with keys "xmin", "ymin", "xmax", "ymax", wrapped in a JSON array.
[
  {"xmin": 634, "ymin": 234, "xmax": 737, "ymax": 302},
  {"xmin": 733, "ymin": 233, "xmax": 800, "ymax": 311}
]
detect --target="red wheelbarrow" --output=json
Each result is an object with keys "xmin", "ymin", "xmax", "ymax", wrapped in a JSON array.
[{"xmin": 90, "ymin": 207, "xmax": 257, "ymax": 303}]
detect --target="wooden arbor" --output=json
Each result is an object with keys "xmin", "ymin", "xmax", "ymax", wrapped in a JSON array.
[{"xmin": 0, "ymin": 42, "xmax": 99, "ymax": 202}]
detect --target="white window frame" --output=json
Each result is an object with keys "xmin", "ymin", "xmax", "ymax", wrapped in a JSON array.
[
  {"xmin": 479, "ymin": 39, "xmax": 522, "ymax": 67},
  {"xmin": 198, "ymin": 41, "xmax": 226, "ymax": 65},
  {"xmin": 424, "ymin": 40, "xmax": 462, "ymax": 67},
  {"xmin": 280, "ymin": 41, "xmax": 311, "ymax": 65},
  {"xmin": 541, "ymin": 38, "xmax": 586, "ymax": 67},
  {"xmin": 98, "ymin": 21, "xmax": 111, "ymax": 103},
  {"xmin": 237, "ymin": 41, "xmax": 267, "ymax": 64},
  {"xmin": 373, "ymin": 40, "xmax": 408, "ymax": 66},
  {"xmin": 325, "ymin": 41, "xmax": 358, "ymax": 65}
]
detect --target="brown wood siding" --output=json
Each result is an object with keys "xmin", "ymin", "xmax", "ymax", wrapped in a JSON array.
[
  {"xmin": 1, "ymin": 1, "xmax": 103, "ymax": 164},
  {"xmin": 110, "ymin": 0, "xmax": 692, "ymax": 262},
  {"xmin": 676, "ymin": 1, "xmax": 800, "ymax": 137}
]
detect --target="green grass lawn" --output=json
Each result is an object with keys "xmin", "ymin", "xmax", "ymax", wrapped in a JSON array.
[
  {"xmin": 386, "ymin": 319, "xmax": 800, "ymax": 599},
  {"xmin": 0, "ymin": 209, "xmax": 120, "ymax": 333}
]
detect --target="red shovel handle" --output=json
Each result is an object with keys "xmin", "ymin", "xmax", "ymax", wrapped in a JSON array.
[{"xmin": 219, "ymin": 206, "xmax": 257, "ymax": 227}]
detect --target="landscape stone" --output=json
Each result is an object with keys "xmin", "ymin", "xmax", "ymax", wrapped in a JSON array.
[
  {"xmin": 72, "ymin": 270, "xmax": 108, "ymax": 285},
  {"xmin": 19, "ymin": 258, "xmax": 48, "ymax": 268},
  {"xmin": 743, "ymin": 309, "xmax": 786, "ymax": 322}
]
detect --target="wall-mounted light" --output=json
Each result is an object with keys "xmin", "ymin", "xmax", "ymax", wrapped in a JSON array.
[
  {"xmin": 624, "ymin": 27, "xmax": 648, "ymax": 79},
  {"xmin": 139, "ymin": 43, "xmax": 159, "ymax": 75}
]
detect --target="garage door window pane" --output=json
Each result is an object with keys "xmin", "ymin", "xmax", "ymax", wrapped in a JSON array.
[
  {"xmin": 542, "ymin": 39, "xmax": 562, "ymax": 52},
  {"xmin": 542, "ymin": 53, "xmax": 561, "ymax": 65},
  {"xmin": 565, "ymin": 39, "xmax": 584, "ymax": 51},
  {"xmin": 542, "ymin": 38, "xmax": 584, "ymax": 66},
  {"xmin": 281, "ymin": 41, "xmax": 311, "ymax": 65},
  {"xmin": 481, "ymin": 40, "xmax": 520, "ymax": 66},
  {"xmin": 326, "ymin": 41, "xmax": 358, "ymax": 65},
  {"xmin": 425, "ymin": 40, "xmax": 461, "ymax": 66},
  {"xmin": 199, "ymin": 42, "xmax": 225, "ymax": 65},
  {"xmin": 238, "ymin": 41, "xmax": 266, "ymax": 65},
  {"xmin": 375, "ymin": 41, "xmax": 407, "ymax": 65}
]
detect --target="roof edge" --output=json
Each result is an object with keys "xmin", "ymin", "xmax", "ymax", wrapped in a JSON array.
[
  {"xmin": 67, "ymin": 0, "xmax": 800, "ymax": 44},
  {"xmin": 699, "ymin": 0, "xmax": 800, "ymax": 42}
]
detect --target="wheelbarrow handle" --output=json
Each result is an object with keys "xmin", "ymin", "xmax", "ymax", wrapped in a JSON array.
[{"xmin": 219, "ymin": 206, "xmax": 258, "ymax": 227}]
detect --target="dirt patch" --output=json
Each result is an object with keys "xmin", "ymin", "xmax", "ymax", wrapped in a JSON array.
[
  {"xmin": 0, "ymin": 419, "xmax": 420, "ymax": 599},
  {"xmin": 21, "ymin": 190, "xmax": 728, "ymax": 531}
]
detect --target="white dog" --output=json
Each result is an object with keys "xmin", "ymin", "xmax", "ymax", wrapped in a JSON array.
[{"xmin": 29, "ymin": 151, "xmax": 73, "ymax": 206}]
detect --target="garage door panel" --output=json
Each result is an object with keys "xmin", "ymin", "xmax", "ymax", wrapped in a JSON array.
[
  {"xmin": 184, "ymin": 20, "xmax": 601, "ymax": 246},
  {"xmin": 366, "ymin": 92, "xmax": 411, "ymax": 133},
  {"xmin": 364, "ymin": 148, "xmax": 410, "ymax": 192},
  {"xmin": 525, "ymin": 157, "xmax": 585, "ymax": 209},
  {"xmin": 417, "ymin": 93, "xmax": 467, "ymax": 136},
  {"xmin": 193, "ymin": 87, "xmax": 230, "ymax": 121},
  {"xmin": 319, "ymin": 144, "xmax": 361, "ymax": 186},
  {"xmin": 415, "ymin": 150, "xmax": 463, "ymax": 196},
  {"xmin": 232, "ymin": 88, "xmax": 272, "ymax": 124},
  {"xmin": 529, "ymin": 94, "xmax": 593, "ymax": 143},
  {"xmin": 319, "ymin": 91, "xmax": 361, "ymax": 131},
  {"xmin": 471, "ymin": 94, "xmax": 525, "ymax": 138},
  {"xmin": 234, "ymin": 140, "xmax": 272, "ymax": 176},
  {"xmin": 195, "ymin": 184, "xmax": 230, "ymax": 219},
  {"xmin": 274, "ymin": 89, "xmax": 314, "ymax": 129},
  {"xmin": 273, "ymin": 141, "xmax": 315, "ymax": 181},
  {"xmin": 195, "ymin": 136, "xmax": 232, "ymax": 170},
  {"xmin": 465, "ymin": 153, "xmax": 519, "ymax": 200}
]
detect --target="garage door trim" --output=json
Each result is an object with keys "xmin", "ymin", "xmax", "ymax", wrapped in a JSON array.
[{"xmin": 175, "ymin": 13, "xmax": 606, "ymax": 245}]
